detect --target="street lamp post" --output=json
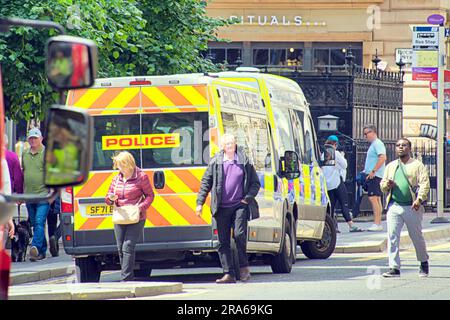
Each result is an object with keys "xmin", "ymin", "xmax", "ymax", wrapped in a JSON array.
[{"xmin": 372, "ymin": 50, "xmax": 381, "ymax": 138}]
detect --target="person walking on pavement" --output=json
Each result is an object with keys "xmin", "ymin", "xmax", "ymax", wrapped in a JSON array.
[
  {"xmin": 380, "ymin": 138, "xmax": 430, "ymax": 278},
  {"xmin": 22, "ymin": 128, "xmax": 50, "ymax": 262},
  {"xmin": 4, "ymin": 134, "xmax": 23, "ymax": 194},
  {"xmin": 105, "ymin": 151, "xmax": 154, "ymax": 281},
  {"xmin": 196, "ymin": 133, "xmax": 261, "ymax": 284},
  {"xmin": 363, "ymin": 124, "xmax": 387, "ymax": 231},
  {"xmin": 0, "ymin": 157, "xmax": 13, "ymax": 250},
  {"xmin": 47, "ymin": 196, "xmax": 61, "ymax": 257},
  {"xmin": 322, "ymin": 136, "xmax": 363, "ymax": 233}
]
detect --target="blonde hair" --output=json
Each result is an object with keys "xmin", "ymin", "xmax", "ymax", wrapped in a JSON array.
[
  {"xmin": 221, "ymin": 133, "xmax": 236, "ymax": 150},
  {"xmin": 112, "ymin": 151, "xmax": 136, "ymax": 171}
]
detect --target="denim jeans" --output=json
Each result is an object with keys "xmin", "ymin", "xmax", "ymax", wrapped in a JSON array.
[{"xmin": 26, "ymin": 202, "xmax": 50, "ymax": 255}]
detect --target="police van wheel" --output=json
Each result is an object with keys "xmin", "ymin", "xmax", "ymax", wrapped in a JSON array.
[
  {"xmin": 300, "ymin": 213, "xmax": 336, "ymax": 259},
  {"xmin": 270, "ymin": 218, "xmax": 293, "ymax": 274},
  {"xmin": 75, "ymin": 256, "xmax": 101, "ymax": 283},
  {"xmin": 134, "ymin": 267, "xmax": 152, "ymax": 278}
]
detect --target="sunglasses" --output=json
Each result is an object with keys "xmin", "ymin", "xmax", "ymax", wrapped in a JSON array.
[
  {"xmin": 396, "ymin": 143, "xmax": 409, "ymax": 147},
  {"xmin": 363, "ymin": 130, "xmax": 372, "ymax": 136}
]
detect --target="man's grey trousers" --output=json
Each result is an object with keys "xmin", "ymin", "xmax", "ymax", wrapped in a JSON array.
[{"xmin": 387, "ymin": 202, "xmax": 429, "ymax": 270}]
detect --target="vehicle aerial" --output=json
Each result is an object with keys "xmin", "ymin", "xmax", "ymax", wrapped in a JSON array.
[
  {"xmin": 0, "ymin": 16, "xmax": 97, "ymax": 299},
  {"xmin": 63, "ymin": 69, "xmax": 337, "ymax": 282}
]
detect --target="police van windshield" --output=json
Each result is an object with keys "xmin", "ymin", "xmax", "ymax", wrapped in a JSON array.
[{"xmin": 92, "ymin": 112, "xmax": 209, "ymax": 171}]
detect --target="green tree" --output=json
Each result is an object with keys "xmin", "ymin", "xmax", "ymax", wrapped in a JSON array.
[{"xmin": 0, "ymin": 0, "xmax": 230, "ymax": 121}]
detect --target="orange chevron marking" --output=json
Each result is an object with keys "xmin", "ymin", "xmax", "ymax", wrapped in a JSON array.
[
  {"xmin": 193, "ymin": 85, "xmax": 207, "ymax": 99},
  {"xmin": 79, "ymin": 217, "xmax": 106, "ymax": 230},
  {"xmin": 166, "ymin": 196, "xmax": 207, "ymax": 225},
  {"xmin": 158, "ymin": 86, "xmax": 192, "ymax": 106},
  {"xmin": 173, "ymin": 170, "xmax": 201, "ymax": 193},
  {"xmin": 89, "ymin": 87, "xmax": 124, "ymax": 109},
  {"xmin": 146, "ymin": 206, "xmax": 171, "ymax": 226},
  {"xmin": 72, "ymin": 89, "xmax": 89, "ymax": 105},
  {"xmin": 75, "ymin": 172, "xmax": 112, "ymax": 198}
]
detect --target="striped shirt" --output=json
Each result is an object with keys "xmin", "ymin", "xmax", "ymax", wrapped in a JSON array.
[{"xmin": 105, "ymin": 167, "xmax": 154, "ymax": 221}]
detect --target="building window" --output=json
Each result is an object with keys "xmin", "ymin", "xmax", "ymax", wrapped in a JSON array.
[
  {"xmin": 203, "ymin": 48, "xmax": 242, "ymax": 65},
  {"xmin": 253, "ymin": 48, "xmax": 303, "ymax": 67},
  {"xmin": 313, "ymin": 47, "xmax": 363, "ymax": 71},
  {"xmin": 253, "ymin": 49, "xmax": 269, "ymax": 65}
]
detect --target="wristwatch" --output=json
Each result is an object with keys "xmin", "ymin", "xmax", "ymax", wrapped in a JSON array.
[{"xmin": 371, "ymin": 169, "xmax": 376, "ymax": 174}]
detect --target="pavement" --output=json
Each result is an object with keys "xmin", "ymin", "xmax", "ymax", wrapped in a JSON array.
[{"xmin": 6, "ymin": 211, "xmax": 450, "ymax": 299}]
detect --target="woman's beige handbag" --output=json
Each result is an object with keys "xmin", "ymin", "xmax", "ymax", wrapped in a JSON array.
[
  {"xmin": 111, "ymin": 181, "xmax": 141, "ymax": 225},
  {"xmin": 112, "ymin": 205, "xmax": 140, "ymax": 225}
]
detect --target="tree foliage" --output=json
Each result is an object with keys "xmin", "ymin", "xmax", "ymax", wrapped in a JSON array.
[{"xmin": 0, "ymin": 0, "xmax": 230, "ymax": 121}]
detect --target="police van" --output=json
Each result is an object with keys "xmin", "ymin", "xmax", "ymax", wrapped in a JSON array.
[{"xmin": 62, "ymin": 70, "xmax": 336, "ymax": 282}]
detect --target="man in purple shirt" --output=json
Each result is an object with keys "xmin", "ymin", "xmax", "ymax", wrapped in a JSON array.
[
  {"xmin": 196, "ymin": 134, "xmax": 261, "ymax": 284},
  {"xmin": 4, "ymin": 134, "xmax": 23, "ymax": 194}
]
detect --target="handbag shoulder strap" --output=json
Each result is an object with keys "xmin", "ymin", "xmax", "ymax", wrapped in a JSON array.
[{"xmin": 397, "ymin": 159, "xmax": 415, "ymax": 191}]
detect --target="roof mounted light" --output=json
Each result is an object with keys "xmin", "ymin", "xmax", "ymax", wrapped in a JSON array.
[
  {"xmin": 235, "ymin": 67, "xmax": 260, "ymax": 73},
  {"xmin": 130, "ymin": 78, "xmax": 151, "ymax": 85}
]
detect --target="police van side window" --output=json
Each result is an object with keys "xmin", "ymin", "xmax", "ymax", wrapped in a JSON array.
[
  {"xmin": 141, "ymin": 112, "xmax": 209, "ymax": 168},
  {"xmin": 303, "ymin": 114, "xmax": 317, "ymax": 164},
  {"xmin": 271, "ymin": 105, "xmax": 295, "ymax": 155},
  {"xmin": 290, "ymin": 109, "xmax": 306, "ymax": 162},
  {"xmin": 221, "ymin": 112, "xmax": 269, "ymax": 171},
  {"xmin": 93, "ymin": 115, "xmax": 141, "ymax": 171}
]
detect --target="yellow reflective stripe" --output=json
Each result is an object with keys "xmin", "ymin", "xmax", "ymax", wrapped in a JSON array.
[
  {"xmin": 164, "ymin": 170, "xmax": 194, "ymax": 194},
  {"xmin": 179, "ymin": 194, "xmax": 212, "ymax": 224},
  {"xmin": 189, "ymin": 168, "xmax": 207, "ymax": 181},
  {"xmin": 303, "ymin": 165, "xmax": 311, "ymax": 205},
  {"xmin": 97, "ymin": 218, "xmax": 113, "ymax": 230},
  {"xmin": 152, "ymin": 196, "xmax": 190, "ymax": 226},
  {"xmin": 264, "ymin": 174, "xmax": 274, "ymax": 200},
  {"xmin": 313, "ymin": 167, "xmax": 322, "ymax": 206},
  {"xmin": 142, "ymin": 87, "xmax": 181, "ymax": 113},
  {"xmin": 73, "ymin": 89, "xmax": 107, "ymax": 109},
  {"xmin": 175, "ymin": 86, "xmax": 208, "ymax": 106},
  {"xmin": 101, "ymin": 88, "xmax": 140, "ymax": 115},
  {"xmin": 92, "ymin": 173, "xmax": 116, "ymax": 198}
]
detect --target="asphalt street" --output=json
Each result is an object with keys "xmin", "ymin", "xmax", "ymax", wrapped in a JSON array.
[{"xmin": 24, "ymin": 237, "xmax": 450, "ymax": 300}]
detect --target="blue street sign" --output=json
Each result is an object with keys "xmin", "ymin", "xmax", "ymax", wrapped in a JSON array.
[
  {"xmin": 432, "ymin": 101, "xmax": 450, "ymax": 110},
  {"xmin": 446, "ymin": 28, "xmax": 450, "ymax": 37}
]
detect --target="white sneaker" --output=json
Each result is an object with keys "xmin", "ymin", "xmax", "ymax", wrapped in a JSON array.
[{"xmin": 367, "ymin": 224, "xmax": 383, "ymax": 232}]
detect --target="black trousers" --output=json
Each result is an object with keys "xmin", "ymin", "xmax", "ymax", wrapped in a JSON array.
[
  {"xmin": 215, "ymin": 203, "xmax": 249, "ymax": 277},
  {"xmin": 327, "ymin": 180, "xmax": 352, "ymax": 223}
]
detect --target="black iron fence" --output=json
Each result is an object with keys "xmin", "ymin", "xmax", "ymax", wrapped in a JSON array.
[{"xmin": 411, "ymin": 141, "xmax": 437, "ymax": 210}]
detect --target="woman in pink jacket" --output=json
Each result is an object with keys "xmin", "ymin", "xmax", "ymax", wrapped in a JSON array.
[{"xmin": 105, "ymin": 151, "xmax": 154, "ymax": 281}]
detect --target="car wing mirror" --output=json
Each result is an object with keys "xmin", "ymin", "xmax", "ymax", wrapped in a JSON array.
[
  {"xmin": 46, "ymin": 35, "xmax": 98, "ymax": 90},
  {"xmin": 44, "ymin": 105, "xmax": 93, "ymax": 187},
  {"xmin": 280, "ymin": 150, "xmax": 300, "ymax": 180},
  {"xmin": 320, "ymin": 144, "xmax": 336, "ymax": 167}
]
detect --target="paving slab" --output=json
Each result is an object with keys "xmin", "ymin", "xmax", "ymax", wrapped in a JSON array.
[{"xmin": 8, "ymin": 282, "xmax": 183, "ymax": 300}]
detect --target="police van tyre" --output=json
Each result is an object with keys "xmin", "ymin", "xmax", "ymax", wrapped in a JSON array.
[
  {"xmin": 300, "ymin": 213, "xmax": 336, "ymax": 259},
  {"xmin": 75, "ymin": 256, "xmax": 101, "ymax": 283},
  {"xmin": 134, "ymin": 267, "xmax": 152, "ymax": 278},
  {"xmin": 270, "ymin": 218, "xmax": 293, "ymax": 274}
]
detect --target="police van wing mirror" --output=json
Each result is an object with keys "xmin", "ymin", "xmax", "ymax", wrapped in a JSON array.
[
  {"xmin": 44, "ymin": 105, "xmax": 93, "ymax": 188},
  {"xmin": 320, "ymin": 144, "xmax": 336, "ymax": 167},
  {"xmin": 46, "ymin": 35, "xmax": 98, "ymax": 90},
  {"xmin": 281, "ymin": 151, "xmax": 300, "ymax": 180}
]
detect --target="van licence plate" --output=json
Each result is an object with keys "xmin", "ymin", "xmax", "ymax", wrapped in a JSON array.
[{"xmin": 86, "ymin": 205, "xmax": 113, "ymax": 216}]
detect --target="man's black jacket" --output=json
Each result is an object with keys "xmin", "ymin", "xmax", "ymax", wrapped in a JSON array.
[{"xmin": 196, "ymin": 147, "xmax": 261, "ymax": 220}]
